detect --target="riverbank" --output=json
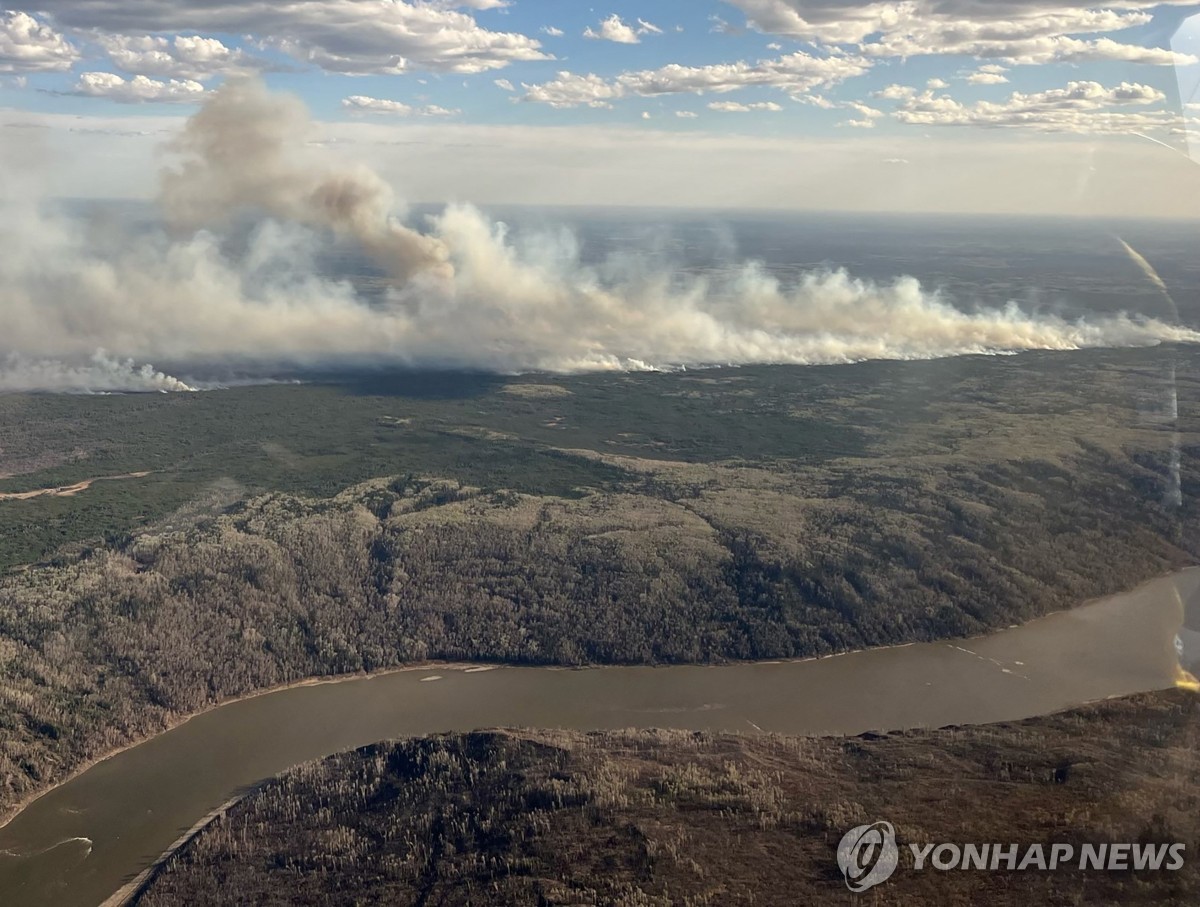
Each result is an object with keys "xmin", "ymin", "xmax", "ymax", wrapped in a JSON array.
[
  {"xmin": 0, "ymin": 567, "xmax": 1195, "ymax": 907},
  {"xmin": 132, "ymin": 689, "xmax": 1200, "ymax": 906},
  {"xmin": 2, "ymin": 565, "xmax": 1196, "ymax": 836},
  {"xmin": 0, "ymin": 661, "xmax": 477, "ymax": 832}
]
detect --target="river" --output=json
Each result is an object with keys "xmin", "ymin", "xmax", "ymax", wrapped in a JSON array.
[{"xmin": 1, "ymin": 569, "xmax": 1198, "ymax": 907}]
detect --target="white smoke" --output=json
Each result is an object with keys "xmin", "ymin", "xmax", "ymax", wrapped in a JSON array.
[
  {"xmin": 2, "ymin": 80, "xmax": 1198, "ymax": 387},
  {"xmin": 0, "ymin": 352, "xmax": 195, "ymax": 393}
]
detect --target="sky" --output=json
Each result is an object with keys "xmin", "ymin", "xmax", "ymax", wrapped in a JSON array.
[{"xmin": 5, "ymin": 1, "xmax": 1200, "ymax": 214}]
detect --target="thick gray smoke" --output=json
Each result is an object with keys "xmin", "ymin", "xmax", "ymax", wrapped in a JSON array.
[
  {"xmin": 160, "ymin": 80, "xmax": 451, "ymax": 281},
  {"xmin": 2, "ymin": 80, "xmax": 1199, "ymax": 392}
]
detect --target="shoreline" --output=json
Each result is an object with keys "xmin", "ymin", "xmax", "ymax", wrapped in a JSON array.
[
  {"xmin": 98, "ymin": 792, "xmax": 249, "ymax": 907},
  {"xmin": 1, "ymin": 564, "xmax": 1196, "ymax": 836},
  {"xmin": 0, "ymin": 660, "xmax": 481, "ymax": 834}
]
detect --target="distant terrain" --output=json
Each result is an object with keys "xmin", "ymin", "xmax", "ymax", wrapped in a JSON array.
[
  {"xmin": 133, "ymin": 690, "xmax": 1200, "ymax": 906},
  {"xmin": 0, "ymin": 346, "xmax": 1198, "ymax": 823}
]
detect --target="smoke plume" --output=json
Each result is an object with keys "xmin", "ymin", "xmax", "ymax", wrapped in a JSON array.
[
  {"xmin": 160, "ymin": 80, "xmax": 451, "ymax": 281},
  {"xmin": 1, "ymin": 80, "xmax": 1198, "ymax": 389},
  {"xmin": 0, "ymin": 352, "xmax": 195, "ymax": 394}
]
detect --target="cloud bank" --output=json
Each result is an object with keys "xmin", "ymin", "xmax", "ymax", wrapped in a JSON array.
[{"xmin": 3, "ymin": 81, "xmax": 1197, "ymax": 392}]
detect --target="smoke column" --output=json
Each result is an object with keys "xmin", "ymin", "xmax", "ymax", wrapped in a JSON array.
[{"xmin": 160, "ymin": 79, "xmax": 452, "ymax": 281}]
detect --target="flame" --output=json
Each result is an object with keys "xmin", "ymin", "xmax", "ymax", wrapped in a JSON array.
[{"xmin": 1174, "ymin": 663, "xmax": 1200, "ymax": 692}]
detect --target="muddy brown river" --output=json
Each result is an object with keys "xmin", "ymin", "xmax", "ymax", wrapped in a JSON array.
[{"xmin": 2, "ymin": 569, "xmax": 1198, "ymax": 907}]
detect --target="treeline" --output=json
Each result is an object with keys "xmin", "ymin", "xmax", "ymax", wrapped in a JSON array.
[{"xmin": 134, "ymin": 690, "xmax": 1200, "ymax": 905}]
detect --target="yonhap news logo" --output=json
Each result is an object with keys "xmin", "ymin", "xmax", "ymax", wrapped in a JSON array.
[
  {"xmin": 836, "ymin": 819, "xmax": 1186, "ymax": 892},
  {"xmin": 837, "ymin": 822, "xmax": 899, "ymax": 892}
]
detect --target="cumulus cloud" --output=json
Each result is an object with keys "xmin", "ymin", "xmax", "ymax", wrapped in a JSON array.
[
  {"xmin": 443, "ymin": 0, "xmax": 510, "ymax": 9},
  {"xmin": 522, "ymin": 72, "xmax": 625, "ymax": 109},
  {"xmin": 584, "ymin": 14, "xmax": 643, "ymax": 44},
  {"xmin": 4, "ymin": 82, "xmax": 1197, "ymax": 388},
  {"xmin": 871, "ymin": 32, "xmax": 1195, "ymax": 66},
  {"xmin": 0, "ymin": 11, "xmax": 77, "ymax": 73},
  {"xmin": 708, "ymin": 100, "xmax": 784, "ymax": 112},
  {"xmin": 891, "ymin": 80, "xmax": 1175, "ymax": 133},
  {"xmin": 540, "ymin": 26, "xmax": 564, "ymax": 37},
  {"xmin": 31, "ymin": 0, "xmax": 551, "ymax": 74},
  {"xmin": 965, "ymin": 64, "xmax": 1010, "ymax": 85},
  {"xmin": 873, "ymin": 83, "xmax": 918, "ymax": 100},
  {"xmin": 795, "ymin": 92, "xmax": 884, "ymax": 125},
  {"xmin": 74, "ymin": 72, "xmax": 208, "ymax": 104},
  {"xmin": 523, "ymin": 50, "xmax": 871, "ymax": 107},
  {"xmin": 342, "ymin": 95, "xmax": 459, "ymax": 116},
  {"xmin": 97, "ymin": 34, "xmax": 260, "ymax": 81},
  {"xmin": 838, "ymin": 99, "xmax": 885, "ymax": 127},
  {"xmin": 721, "ymin": 0, "xmax": 1198, "ymax": 64},
  {"xmin": 624, "ymin": 51, "xmax": 871, "ymax": 96}
]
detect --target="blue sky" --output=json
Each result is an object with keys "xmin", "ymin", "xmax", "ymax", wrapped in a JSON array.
[
  {"xmin": 2, "ymin": 1, "xmax": 1199, "ymax": 132},
  {"xmin": 5, "ymin": 2, "xmax": 1200, "ymax": 212}
]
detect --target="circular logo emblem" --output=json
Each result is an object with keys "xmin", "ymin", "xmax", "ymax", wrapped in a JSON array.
[{"xmin": 837, "ymin": 821, "xmax": 899, "ymax": 892}]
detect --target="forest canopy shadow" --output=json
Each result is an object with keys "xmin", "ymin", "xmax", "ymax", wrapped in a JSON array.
[{"xmin": 325, "ymin": 369, "xmax": 509, "ymax": 399}]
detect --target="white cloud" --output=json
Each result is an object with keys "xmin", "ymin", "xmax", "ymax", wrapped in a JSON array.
[
  {"xmin": 494, "ymin": 78, "xmax": 514, "ymax": 91},
  {"xmin": 523, "ymin": 50, "xmax": 871, "ymax": 107},
  {"xmin": 709, "ymin": 16, "xmax": 742, "ymax": 36},
  {"xmin": 342, "ymin": 95, "xmax": 459, "ymax": 116},
  {"xmin": 891, "ymin": 79, "xmax": 1175, "ymax": 133},
  {"xmin": 98, "ymin": 34, "xmax": 258, "ymax": 81},
  {"xmin": 708, "ymin": 100, "xmax": 784, "ymax": 112},
  {"xmin": 32, "ymin": 0, "xmax": 551, "ymax": 75},
  {"xmin": 0, "ymin": 11, "xmax": 77, "ymax": 73},
  {"xmin": 873, "ymin": 84, "xmax": 917, "ymax": 100},
  {"xmin": 845, "ymin": 100, "xmax": 884, "ymax": 118},
  {"xmin": 73, "ymin": 71, "xmax": 207, "ymax": 103},
  {"xmin": 622, "ymin": 52, "xmax": 871, "ymax": 96},
  {"xmin": 965, "ymin": 67, "xmax": 1010, "ymax": 85},
  {"xmin": 584, "ymin": 14, "xmax": 642, "ymax": 44},
  {"xmin": 721, "ymin": 0, "xmax": 1198, "ymax": 65},
  {"xmin": 521, "ymin": 72, "xmax": 625, "ymax": 108},
  {"xmin": 798, "ymin": 92, "xmax": 886, "ymax": 126},
  {"xmin": 927, "ymin": 77, "xmax": 949, "ymax": 89},
  {"xmin": 836, "ymin": 99, "xmax": 885, "ymax": 127},
  {"xmin": 796, "ymin": 93, "xmax": 836, "ymax": 108},
  {"xmin": 675, "ymin": 110, "xmax": 699, "ymax": 118},
  {"xmin": 638, "ymin": 19, "xmax": 664, "ymax": 36},
  {"xmin": 540, "ymin": 26, "xmax": 564, "ymax": 37},
  {"xmin": 869, "ymin": 32, "xmax": 1195, "ymax": 66}
]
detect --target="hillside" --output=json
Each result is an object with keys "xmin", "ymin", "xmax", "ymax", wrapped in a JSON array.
[
  {"xmin": 135, "ymin": 690, "xmax": 1200, "ymax": 906},
  {"xmin": 1, "ymin": 349, "xmax": 1198, "ymax": 823}
]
